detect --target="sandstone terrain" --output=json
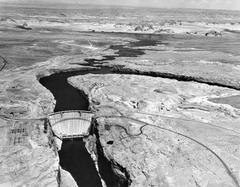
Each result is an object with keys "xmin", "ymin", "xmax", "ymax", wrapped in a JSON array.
[
  {"xmin": 0, "ymin": 37, "xmax": 119, "ymax": 186},
  {"xmin": 0, "ymin": 5, "xmax": 240, "ymax": 186},
  {"xmin": 69, "ymin": 73, "xmax": 240, "ymax": 187}
]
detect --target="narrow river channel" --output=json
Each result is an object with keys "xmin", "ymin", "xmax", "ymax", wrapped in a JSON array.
[
  {"xmin": 39, "ymin": 35, "xmax": 159, "ymax": 187},
  {"xmin": 39, "ymin": 68, "xmax": 110, "ymax": 187}
]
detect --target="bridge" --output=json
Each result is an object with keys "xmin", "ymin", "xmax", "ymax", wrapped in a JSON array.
[{"xmin": 48, "ymin": 110, "xmax": 94, "ymax": 139}]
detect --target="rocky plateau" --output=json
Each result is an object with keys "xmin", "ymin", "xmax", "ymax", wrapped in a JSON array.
[
  {"xmin": 69, "ymin": 73, "xmax": 240, "ymax": 187},
  {"xmin": 0, "ymin": 18, "xmax": 240, "ymax": 187}
]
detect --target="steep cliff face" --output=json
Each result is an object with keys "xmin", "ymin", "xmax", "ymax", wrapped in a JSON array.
[
  {"xmin": 94, "ymin": 127, "xmax": 131, "ymax": 187},
  {"xmin": 0, "ymin": 41, "xmax": 126, "ymax": 186},
  {"xmin": 69, "ymin": 74, "xmax": 240, "ymax": 187},
  {"xmin": 83, "ymin": 126, "xmax": 131, "ymax": 187},
  {"xmin": 0, "ymin": 56, "xmax": 89, "ymax": 187}
]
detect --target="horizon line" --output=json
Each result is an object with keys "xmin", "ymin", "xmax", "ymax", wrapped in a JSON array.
[{"xmin": 1, "ymin": 2, "xmax": 240, "ymax": 12}]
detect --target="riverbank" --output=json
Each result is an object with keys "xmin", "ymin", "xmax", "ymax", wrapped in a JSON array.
[
  {"xmin": 0, "ymin": 30, "xmax": 240, "ymax": 187},
  {"xmin": 69, "ymin": 73, "xmax": 240, "ymax": 187},
  {"xmin": 0, "ymin": 33, "xmax": 120, "ymax": 186}
]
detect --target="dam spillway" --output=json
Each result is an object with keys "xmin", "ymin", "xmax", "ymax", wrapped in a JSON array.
[{"xmin": 48, "ymin": 110, "xmax": 93, "ymax": 139}]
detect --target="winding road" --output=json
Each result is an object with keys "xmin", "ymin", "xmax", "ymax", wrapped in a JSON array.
[{"xmin": 95, "ymin": 114, "xmax": 240, "ymax": 187}]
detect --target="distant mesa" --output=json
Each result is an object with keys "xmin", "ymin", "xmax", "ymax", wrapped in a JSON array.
[
  {"xmin": 159, "ymin": 20, "xmax": 182, "ymax": 27},
  {"xmin": 134, "ymin": 23, "xmax": 154, "ymax": 32},
  {"xmin": 16, "ymin": 22, "xmax": 32, "ymax": 30},
  {"xmin": 0, "ymin": 17, "xmax": 17, "ymax": 24},
  {"xmin": 60, "ymin": 13, "xmax": 67, "ymax": 17},
  {"xmin": 186, "ymin": 31, "xmax": 199, "ymax": 35},
  {"xmin": 185, "ymin": 30, "xmax": 222, "ymax": 37},
  {"xmin": 134, "ymin": 25, "xmax": 143, "ymax": 31},
  {"xmin": 224, "ymin": 29, "xmax": 240, "ymax": 34},
  {"xmin": 205, "ymin": 30, "xmax": 222, "ymax": 37},
  {"xmin": 154, "ymin": 29, "xmax": 174, "ymax": 34}
]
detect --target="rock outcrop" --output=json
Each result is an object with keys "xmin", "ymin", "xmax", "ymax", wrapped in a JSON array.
[
  {"xmin": 69, "ymin": 73, "xmax": 240, "ymax": 187},
  {"xmin": 134, "ymin": 23, "xmax": 154, "ymax": 32},
  {"xmin": 16, "ymin": 22, "xmax": 32, "ymax": 30},
  {"xmin": 205, "ymin": 30, "xmax": 222, "ymax": 37}
]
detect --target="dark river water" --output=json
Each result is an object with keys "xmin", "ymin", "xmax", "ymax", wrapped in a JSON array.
[
  {"xmin": 39, "ymin": 68, "xmax": 111, "ymax": 112},
  {"xmin": 40, "ymin": 67, "xmax": 111, "ymax": 187},
  {"xmin": 59, "ymin": 138, "xmax": 102, "ymax": 187},
  {"xmin": 0, "ymin": 22, "xmax": 238, "ymax": 185},
  {"xmin": 39, "ymin": 37, "xmax": 156, "ymax": 187}
]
